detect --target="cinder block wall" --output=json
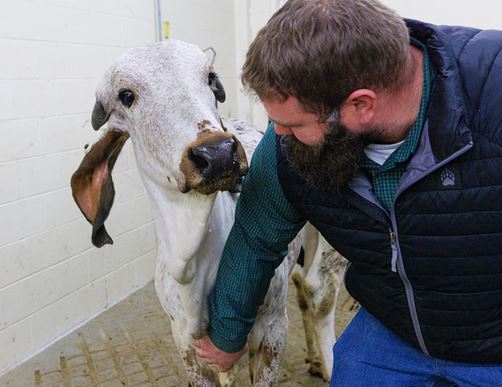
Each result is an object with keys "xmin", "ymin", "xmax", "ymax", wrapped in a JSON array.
[
  {"xmin": 0, "ymin": 0, "xmax": 244, "ymax": 376},
  {"xmin": 0, "ymin": 0, "xmax": 159, "ymax": 374}
]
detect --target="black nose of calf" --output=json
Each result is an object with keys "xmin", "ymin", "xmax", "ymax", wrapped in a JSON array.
[{"xmin": 189, "ymin": 139, "xmax": 238, "ymax": 179}]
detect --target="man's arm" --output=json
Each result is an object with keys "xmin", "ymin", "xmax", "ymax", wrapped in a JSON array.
[{"xmin": 194, "ymin": 124, "xmax": 305, "ymax": 368}]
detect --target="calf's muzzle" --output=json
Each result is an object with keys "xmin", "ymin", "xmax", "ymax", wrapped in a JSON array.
[
  {"xmin": 190, "ymin": 138, "xmax": 238, "ymax": 180},
  {"xmin": 179, "ymin": 130, "xmax": 248, "ymax": 195}
]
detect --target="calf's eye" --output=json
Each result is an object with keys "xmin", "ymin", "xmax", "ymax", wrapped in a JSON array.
[{"xmin": 119, "ymin": 90, "xmax": 135, "ymax": 107}]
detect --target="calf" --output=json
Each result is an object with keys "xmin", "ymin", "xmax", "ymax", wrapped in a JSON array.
[{"xmin": 71, "ymin": 39, "xmax": 347, "ymax": 386}]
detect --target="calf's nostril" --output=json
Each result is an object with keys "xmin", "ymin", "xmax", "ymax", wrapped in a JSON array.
[{"xmin": 189, "ymin": 147, "xmax": 210, "ymax": 171}]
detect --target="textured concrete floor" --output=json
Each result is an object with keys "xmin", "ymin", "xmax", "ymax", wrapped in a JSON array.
[{"xmin": 0, "ymin": 280, "xmax": 357, "ymax": 387}]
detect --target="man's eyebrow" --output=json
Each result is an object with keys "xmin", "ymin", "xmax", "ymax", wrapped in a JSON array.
[{"xmin": 268, "ymin": 117, "xmax": 301, "ymax": 127}]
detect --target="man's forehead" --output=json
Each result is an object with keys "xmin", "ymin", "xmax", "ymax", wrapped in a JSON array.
[{"xmin": 264, "ymin": 97, "xmax": 319, "ymax": 123}]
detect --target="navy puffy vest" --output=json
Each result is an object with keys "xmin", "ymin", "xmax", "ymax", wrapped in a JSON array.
[{"xmin": 277, "ymin": 20, "xmax": 502, "ymax": 363}]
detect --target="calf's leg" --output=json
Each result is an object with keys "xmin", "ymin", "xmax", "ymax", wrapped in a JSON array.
[{"xmin": 292, "ymin": 228, "xmax": 347, "ymax": 381}]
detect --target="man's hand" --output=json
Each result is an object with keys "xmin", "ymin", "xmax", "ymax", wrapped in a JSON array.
[{"xmin": 193, "ymin": 335, "xmax": 247, "ymax": 372}]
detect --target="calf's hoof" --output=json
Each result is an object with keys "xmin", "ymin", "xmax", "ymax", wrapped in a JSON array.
[{"xmin": 306, "ymin": 357, "xmax": 330, "ymax": 382}]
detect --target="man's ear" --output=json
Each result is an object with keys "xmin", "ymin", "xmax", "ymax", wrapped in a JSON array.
[
  {"xmin": 71, "ymin": 129, "xmax": 129, "ymax": 247},
  {"xmin": 340, "ymin": 89, "xmax": 377, "ymax": 128}
]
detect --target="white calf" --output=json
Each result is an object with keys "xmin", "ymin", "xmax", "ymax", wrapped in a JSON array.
[{"xmin": 71, "ymin": 39, "xmax": 349, "ymax": 386}]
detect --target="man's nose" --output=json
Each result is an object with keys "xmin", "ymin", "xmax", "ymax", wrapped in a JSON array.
[{"xmin": 274, "ymin": 123, "xmax": 293, "ymax": 136}]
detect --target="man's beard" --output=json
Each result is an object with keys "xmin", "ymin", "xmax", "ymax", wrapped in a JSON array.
[{"xmin": 283, "ymin": 122, "xmax": 373, "ymax": 192}]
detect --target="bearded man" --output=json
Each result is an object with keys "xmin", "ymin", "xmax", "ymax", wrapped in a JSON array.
[{"xmin": 194, "ymin": 0, "xmax": 502, "ymax": 385}]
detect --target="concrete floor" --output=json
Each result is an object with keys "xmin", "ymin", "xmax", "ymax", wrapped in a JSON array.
[{"xmin": 0, "ymin": 281, "xmax": 357, "ymax": 387}]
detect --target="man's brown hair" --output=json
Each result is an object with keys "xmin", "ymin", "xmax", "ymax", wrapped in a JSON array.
[{"xmin": 242, "ymin": 0, "xmax": 410, "ymax": 118}]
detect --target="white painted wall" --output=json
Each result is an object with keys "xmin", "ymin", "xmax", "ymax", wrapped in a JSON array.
[
  {"xmin": 0, "ymin": 0, "xmax": 159, "ymax": 375},
  {"xmin": 234, "ymin": 0, "xmax": 282, "ymax": 130},
  {"xmin": 160, "ymin": 0, "xmax": 238, "ymax": 119},
  {"xmin": 381, "ymin": 0, "xmax": 502, "ymax": 29}
]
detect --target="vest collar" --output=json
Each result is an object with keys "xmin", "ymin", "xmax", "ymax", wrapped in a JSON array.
[{"xmin": 406, "ymin": 19, "xmax": 473, "ymax": 163}]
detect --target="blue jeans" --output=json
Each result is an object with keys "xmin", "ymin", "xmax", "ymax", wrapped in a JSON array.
[{"xmin": 330, "ymin": 308, "xmax": 502, "ymax": 387}]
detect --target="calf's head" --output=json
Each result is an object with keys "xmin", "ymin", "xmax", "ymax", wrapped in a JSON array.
[{"xmin": 71, "ymin": 40, "xmax": 248, "ymax": 247}]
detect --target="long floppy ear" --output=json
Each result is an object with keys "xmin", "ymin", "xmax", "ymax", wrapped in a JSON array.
[{"xmin": 71, "ymin": 129, "xmax": 129, "ymax": 247}]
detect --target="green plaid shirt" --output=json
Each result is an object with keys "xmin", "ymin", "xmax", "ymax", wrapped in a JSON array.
[
  {"xmin": 208, "ymin": 41, "xmax": 433, "ymax": 352},
  {"xmin": 360, "ymin": 39, "xmax": 433, "ymax": 212}
]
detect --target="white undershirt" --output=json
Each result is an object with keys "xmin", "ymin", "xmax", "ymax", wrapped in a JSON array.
[{"xmin": 364, "ymin": 141, "xmax": 405, "ymax": 166}]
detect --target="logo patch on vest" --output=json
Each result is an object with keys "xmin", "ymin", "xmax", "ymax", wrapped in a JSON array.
[
  {"xmin": 437, "ymin": 165, "xmax": 461, "ymax": 189},
  {"xmin": 409, "ymin": 164, "xmax": 462, "ymax": 191},
  {"xmin": 440, "ymin": 168, "xmax": 455, "ymax": 186}
]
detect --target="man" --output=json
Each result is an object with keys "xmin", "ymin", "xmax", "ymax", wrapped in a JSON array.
[{"xmin": 195, "ymin": 0, "xmax": 502, "ymax": 385}]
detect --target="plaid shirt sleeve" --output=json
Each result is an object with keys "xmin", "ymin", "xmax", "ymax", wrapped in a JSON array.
[{"xmin": 208, "ymin": 124, "xmax": 306, "ymax": 352}]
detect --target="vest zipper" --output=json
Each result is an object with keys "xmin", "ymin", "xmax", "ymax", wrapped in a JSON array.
[
  {"xmin": 389, "ymin": 141, "xmax": 474, "ymax": 357},
  {"xmin": 389, "ymin": 229, "xmax": 398, "ymax": 272}
]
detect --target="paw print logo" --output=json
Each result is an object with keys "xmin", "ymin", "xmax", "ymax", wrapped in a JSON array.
[{"xmin": 440, "ymin": 168, "xmax": 455, "ymax": 186}]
